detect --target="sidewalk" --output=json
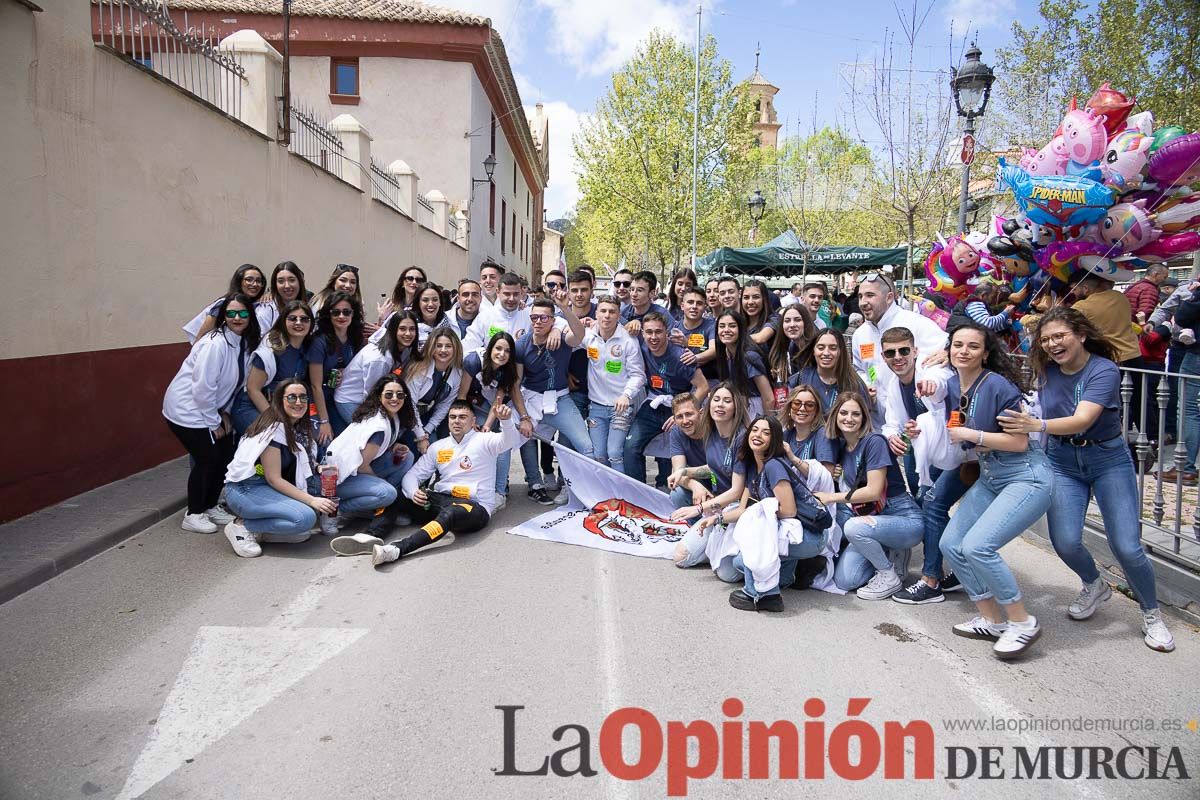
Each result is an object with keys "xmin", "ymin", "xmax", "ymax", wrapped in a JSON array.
[{"xmin": 0, "ymin": 457, "xmax": 187, "ymax": 606}]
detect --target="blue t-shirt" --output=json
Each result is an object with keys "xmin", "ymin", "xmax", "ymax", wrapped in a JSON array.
[
  {"xmin": 621, "ymin": 302, "xmax": 669, "ymax": 324},
  {"xmin": 744, "ymin": 457, "xmax": 812, "ymax": 518},
  {"xmin": 1040, "ymin": 355, "xmax": 1122, "ymax": 441},
  {"xmin": 516, "ymin": 331, "xmax": 573, "ymax": 393},
  {"xmin": 747, "ymin": 312, "xmax": 781, "ymax": 337},
  {"xmin": 451, "ymin": 311, "xmax": 476, "ymax": 338},
  {"xmin": 838, "ymin": 432, "xmax": 908, "ymax": 500},
  {"xmin": 706, "ymin": 430, "xmax": 745, "ymax": 495},
  {"xmin": 897, "ymin": 377, "xmax": 927, "ymax": 421},
  {"xmin": 784, "ymin": 425, "xmax": 837, "ymax": 463},
  {"xmin": 307, "ymin": 336, "xmax": 357, "ymax": 389},
  {"xmin": 668, "ymin": 426, "xmax": 706, "ymax": 466},
  {"xmin": 793, "ymin": 365, "xmax": 869, "ymax": 413},
  {"xmin": 251, "ymin": 344, "xmax": 308, "ymax": 395},
  {"xmin": 678, "ymin": 317, "xmax": 717, "ymax": 379},
  {"xmin": 946, "ymin": 370, "xmax": 1023, "ymax": 449},
  {"xmin": 641, "ymin": 342, "xmax": 698, "ymax": 397},
  {"xmin": 564, "ymin": 302, "xmax": 597, "ymax": 395}
]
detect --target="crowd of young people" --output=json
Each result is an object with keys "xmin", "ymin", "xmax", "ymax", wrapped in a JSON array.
[{"xmin": 163, "ymin": 261, "xmax": 1173, "ymax": 657}]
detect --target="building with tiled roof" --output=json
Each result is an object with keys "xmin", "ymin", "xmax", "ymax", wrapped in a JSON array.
[{"xmin": 168, "ymin": 0, "xmax": 549, "ymax": 278}]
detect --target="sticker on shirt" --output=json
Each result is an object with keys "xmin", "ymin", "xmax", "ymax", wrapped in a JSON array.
[
  {"xmin": 687, "ymin": 333, "xmax": 706, "ymax": 348},
  {"xmin": 451, "ymin": 485, "xmax": 471, "ymax": 499},
  {"xmin": 650, "ymin": 375, "xmax": 665, "ymax": 390},
  {"xmin": 436, "ymin": 449, "xmax": 454, "ymax": 464},
  {"xmin": 947, "ymin": 410, "xmax": 964, "ymax": 428},
  {"xmin": 605, "ymin": 360, "xmax": 623, "ymax": 375},
  {"xmin": 459, "ymin": 456, "xmax": 473, "ymax": 470},
  {"xmin": 587, "ymin": 346, "xmax": 600, "ymax": 360},
  {"xmin": 488, "ymin": 325, "xmax": 503, "ymax": 340},
  {"xmin": 859, "ymin": 343, "xmax": 875, "ymax": 360},
  {"xmin": 610, "ymin": 345, "xmax": 623, "ymax": 357}
]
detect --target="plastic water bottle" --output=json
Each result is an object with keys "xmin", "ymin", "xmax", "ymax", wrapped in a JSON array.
[{"xmin": 319, "ymin": 452, "xmax": 339, "ymax": 502}]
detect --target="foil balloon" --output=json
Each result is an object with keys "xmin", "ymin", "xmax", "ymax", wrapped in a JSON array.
[
  {"xmin": 1147, "ymin": 133, "xmax": 1200, "ymax": 188},
  {"xmin": 1150, "ymin": 126, "xmax": 1187, "ymax": 154},
  {"xmin": 1035, "ymin": 240, "xmax": 1111, "ymax": 284},
  {"xmin": 1126, "ymin": 111, "xmax": 1154, "ymax": 136},
  {"xmin": 1102, "ymin": 128, "xmax": 1151, "ymax": 190},
  {"xmin": 1077, "ymin": 255, "xmax": 1135, "ymax": 283},
  {"xmin": 1100, "ymin": 201, "xmax": 1161, "ymax": 252},
  {"xmin": 1017, "ymin": 147, "xmax": 1039, "ymax": 173},
  {"xmin": 1027, "ymin": 137, "xmax": 1068, "ymax": 176},
  {"xmin": 923, "ymin": 232, "xmax": 987, "ymax": 303},
  {"xmin": 1154, "ymin": 193, "xmax": 1200, "ymax": 233},
  {"xmin": 1134, "ymin": 232, "xmax": 1200, "ymax": 260},
  {"xmin": 1000, "ymin": 162, "xmax": 1117, "ymax": 228},
  {"xmin": 1061, "ymin": 107, "xmax": 1109, "ymax": 167},
  {"xmin": 1085, "ymin": 82, "xmax": 1134, "ymax": 136}
]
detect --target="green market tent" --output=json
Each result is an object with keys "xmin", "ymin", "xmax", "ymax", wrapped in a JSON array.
[{"xmin": 696, "ymin": 230, "xmax": 908, "ymax": 277}]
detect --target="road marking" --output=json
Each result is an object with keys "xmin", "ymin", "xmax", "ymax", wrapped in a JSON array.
[
  {"xmin": 115, "ymin": 557, "xmax": 366, "ymax": 800},
  {"xmin": 596, "ymin": 552, "xmax": 634, "ymax": 800}
]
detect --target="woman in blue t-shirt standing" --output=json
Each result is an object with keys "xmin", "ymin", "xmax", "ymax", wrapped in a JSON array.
[
  {"xmin": 999, "ymin": 307, "xmax": 1173, "ymax": 653},
  {"xmin": 939, "ymin": 322, "xmax": 1053, "ymax": 660},
  {"xmin": 815, "ymin": 392, "xmax": 923, "ymax": 599}
]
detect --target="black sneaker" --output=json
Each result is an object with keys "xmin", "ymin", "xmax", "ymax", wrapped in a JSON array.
[
  {"xmin": 728, "ymin": 590, "xmax": 757, "ymax": 611},
  {"xmin": 940, "ymin": 573, "xmax": 964, "ymax": 592},
  {"xmin": 892, "ymin": 580, "xmax": 945, "ymax": 605},
  {"xmin": 756, "ymin": 593, "xmax": 784, "ymax": 613},
  {"xmin": 528, "ymin": 487, "xmax": 554, "ymax": 505}
]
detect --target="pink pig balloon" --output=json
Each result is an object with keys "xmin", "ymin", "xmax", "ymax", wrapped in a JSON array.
[
  {"xmin": 1028, "ymin": 137, "xmax": 1067, "ymax": 176},
  {"xmin": 1061, "ymin": 107, "xmax": 1109, "ymax": 167}
]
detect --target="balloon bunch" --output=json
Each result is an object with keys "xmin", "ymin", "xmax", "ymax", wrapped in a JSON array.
[{"xmin": 922, "ymin": 83, "xmax": 1200, "ymax": 320}]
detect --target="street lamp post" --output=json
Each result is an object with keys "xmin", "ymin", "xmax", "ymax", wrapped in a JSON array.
[
  {"xmin": 747, "ymin": 189, "xmax": 766, "ymax": 244},
  {"xmin": 466, "ymin": 153, "xmax": 498, "ymax": 248},
  {"xmin": 950, "ymin": 43, "xmax": 995, "ymax": 234}
]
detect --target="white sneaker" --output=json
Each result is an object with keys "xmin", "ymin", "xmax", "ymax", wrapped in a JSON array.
[
  {"xmin": 318, "ymin": 513, "xmax": 340, "ymax": 535},
  {"xmin": 181, "ymin": 513, "xmax": 218, "ymax": 534},
  {"xmin": 857, "ymin": 568, "xmax": 902, "ymax": 600},
  {"xmin": 204, "ymin": 505, "xmax": 235, "ymax": 525},
  {"xmin": 952, "ymin": 615, "xmax": 1008, "ymax": 640},
  {"xmin": 224, "ymin": 521, "xmax": 262, "ymax": 558},
  {"xmin": 329, "ymin": 532, "xmax": 384, "ymax": 556},
  {"xmin": 1067, "ymin": 577, "xmax": 1112, "ymax": 620},
  {"xmin": 1141, "ymin": 609, "xmax": 1175, "ymax": 652},
  {"xmin": 552, "ymin": 485, "xmax": 570, "ymax": 505},
  {"xmin": 372, "ymin": 544, "xmax": 400, "ymax": 567},
  {"xmin": 993, "ymin": 616, "xmax": 1042, "ymax": 659},
  {"xmin": 493, "ymin": 494, "xmax": 507, "ymax": 513}
]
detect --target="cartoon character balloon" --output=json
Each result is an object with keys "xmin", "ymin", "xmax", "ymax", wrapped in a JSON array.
[
  {"xmin": 923, "ymin": 232, "xmax": 987, "ymax": 303},
  {"xmin": 1027, "ymin": 137, "xmax": 1068, "ymax": 176},
  {"xmin": 1060, "ymin": 107, "xmax": 1109, "ymax": 169},
  {"xmin": 1154, "ymin": 193, "xmax": 1200, "ymax": 233},
  {"xmin": 1000, "ymin": 162, "xmax": 1117, "ymax": 229},
  {"xmin": 1100, "ymin": 201, "xmax": 1161, "ymax": 252},
  {"xmin": 1102, "ymin": 128, "xmax": 1151, "ymax": 190}
]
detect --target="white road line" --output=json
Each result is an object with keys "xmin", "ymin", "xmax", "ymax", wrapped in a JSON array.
[
  {"xmin": 596, "ymin": 552, "xmax": 634, "ymax": 800},
  {"xmin": 274, "ymin": 555, "xmax": 359, "ymax": 628}
]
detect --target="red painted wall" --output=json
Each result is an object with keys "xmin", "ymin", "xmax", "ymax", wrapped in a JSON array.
[{"xmin": 0, "ymin": 343, "xmax": 189, "ymax": 522}]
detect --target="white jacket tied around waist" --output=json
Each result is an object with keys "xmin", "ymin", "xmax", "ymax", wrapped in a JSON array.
[
  {"xmin": 400, "ymin": 416, "xmax": 526, "ymax": 515},
  {"xmin": 162, "ymin": 330, "xmax": 246, "ymax": 430},
  {"xmin": 225, "ymin": 423, "xmax": 313, "ymax": 489}
]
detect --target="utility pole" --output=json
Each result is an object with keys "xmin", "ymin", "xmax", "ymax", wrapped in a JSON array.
[{"xmin": 691, "ymin": 1, "xmax": 701, "ymax": 267}]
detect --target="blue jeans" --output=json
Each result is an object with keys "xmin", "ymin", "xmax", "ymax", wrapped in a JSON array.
[
  {"xmin": 336, "ymin": 401, "xmax": 359, "ymax": 430},
  {"xmin": 569, "ymin": 390, "xmax": 590, "ymax": 420},
  {"xmin": 231, "ymin": 391, "xmax": 260, "ymax": 437},
  {"xmin": 1181, "ymin": 351, "xmax": 1200, "ymax": 471},
  {"xmin": 1046, "ymin": 438, "xmax": 1159, "ymax": 610},
  {"xmin": 521, "ymin": 392, "xmax": 593, "ymax": 487},
  {"xmin": 623, "ymin": 403, "xmax": 673, "ymax": 485},
  {"xmin": 669, "ymin": 486, "xmax": 693, "ymax": 508},
  {"xmin": 940, "ymin": 447, "xmax": 1053, "ymax": 605},
  {"xmin": 833, "ymin": 492, "xmax": 924, "ymax": 591},
  {"xmin": 921, "ymin": 466, "xmax": 972, "ymax": 582},
  {"xmin": 588, "ymin": 403, "xmax": 627, "ymax": 473},
  {"xmin": 736, "ymin": 525, "xmax": 825, "ymax": 598},
  {"xmin": 674, "ymin": 523, "xmax": 740, "ymax": 582},
  {"xmin": 226, "ymin": 477, "xmax": 315, "ymax": 540},
  {"xmin": 336, "ymin": 450, "xmax": 413, "ymax": 514}
]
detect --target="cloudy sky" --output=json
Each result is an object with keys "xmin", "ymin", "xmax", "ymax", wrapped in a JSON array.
[{"xmin": 437, "ymin": 0, "xmax": 1052, "ymax": 219}]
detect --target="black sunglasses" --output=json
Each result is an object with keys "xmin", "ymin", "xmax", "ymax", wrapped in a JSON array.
[
  {"xmin": 612, "ymin": 280, "xmax": 631, "ymax": 288},
  {"xmin": 883, "ymin": 346, "xmax": 911, "ymax": 359},
  {"xmin": 336, "ymin": 264, "xmax": 359, "ymax": 274},
  {"xmin": 329, "ymin": 308, "xmax": 355, "ymax": 318},
  {"xmin": 382, "ymin": 390, "xmax": 407, "ymax": 400}
]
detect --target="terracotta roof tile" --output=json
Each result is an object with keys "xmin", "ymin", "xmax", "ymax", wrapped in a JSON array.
[{"xmin": 164, "ymin": 0, "xmax": 490, "ymax": 26}]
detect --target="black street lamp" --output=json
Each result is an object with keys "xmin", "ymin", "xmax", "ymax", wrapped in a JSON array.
[
  {"xmin": 747, "ymin": 189, "xmax": 766, "ymax": 242},
  {"xmin": 473, "ymin": 153, "xmax": 497, "ymax": 187},
  {"xmin": 950, "ymin": 43, "xmax": 995, "ymax": 233}
]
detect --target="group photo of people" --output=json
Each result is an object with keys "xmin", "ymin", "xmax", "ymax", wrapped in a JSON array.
[{"xmin": 163, "ymin": 258, "xmax": 1177, "ymax": 661}]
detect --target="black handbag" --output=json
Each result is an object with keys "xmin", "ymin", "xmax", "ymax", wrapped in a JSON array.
[{"xmin": 782, "ymin": 461, "xmax": 833, "ymax": 532}]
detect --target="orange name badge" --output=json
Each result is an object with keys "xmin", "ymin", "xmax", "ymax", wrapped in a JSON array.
[
  {"xmin": 451, "ymin": 485, "xmax": 471, "ymax": 499},
  {"xmin": 436, "ymin": 449, "xmax": 454, "ymax": 464},
  {"xmin": 587, "ymin": 346, "xmax": 600, "ymax": 360},
  {"xmin": 859, "ymin": 342, "xmax": 876, "ymax": 360},
  {"xmin": 687, "ymin": 333, "xmax": 706, "ymax": 348},
  {"xmin": 947, "ymin": 410, "xmax": 964, "ymax": 429},
  {"xmin": 650, "ymin": 375, "xmax": 664, "ymax": 390}
]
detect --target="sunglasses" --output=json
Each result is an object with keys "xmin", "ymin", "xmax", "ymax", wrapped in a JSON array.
[
  {"xmin": 336, "ymin": 264, "xmax": 359, "ymax": 274},
  {"xmin": 530, "ymin": 314, "xmax": 552, "ymax": 322},
  {"xmin": 404, "ymin": 275, "xmax": 422, "ymax": 282},
  {"xmin": 225, "ymin": 309, "xmax": 250, "ymax": 319},
  {"xmin": 284, "ymin": 393, "xmax": 309, "ymax": 404},
  {"xmin": 791, "ymin": 400, "xmax": 818, "ymax": 410},
  {"xmin": 612, "ymin": 281, "xmax": 631, "ymax": 288},
  {"xmin": 242, "ymin": 276, "xmax": 265, "ymax": 286},
  {"xmin": 545, "ymin": 282, "xmax": 564, "ymax": 290},
  {"xmin": 861, "ymin": 272, "xmax": 894, "ymax": 292},
  {"xmin": 382, "ymin": 390, "xmax": 407, "ymax": 400},
  {"xmin": 883, "ymin": 346, "xmax": 912, "ymax": 359},
  {"xmin": 329, "ymin": 308, "xmax": 355, "ymax": 318},
  {"xmin": 286, "ymin": 315, "xmax": 312, "ymax": 324}
]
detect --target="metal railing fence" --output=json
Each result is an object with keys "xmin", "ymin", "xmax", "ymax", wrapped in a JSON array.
[{"xmin": 287, "ymin": 104, "xmax": 344, "ymax": 179}]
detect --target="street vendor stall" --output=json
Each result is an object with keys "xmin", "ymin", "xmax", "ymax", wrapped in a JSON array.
[{"xmin": 696, "ymin": 229, "xmax": 908, "ymax": 279}]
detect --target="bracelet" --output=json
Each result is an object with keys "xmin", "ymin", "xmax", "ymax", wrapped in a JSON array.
[
  {"xmin": 977, "ymin": 429, "xmax": 985, "ymax": 446},
  {"xmin": 319, "ymin": 419, "xmax": 329, "ymax": 424},
  {"xmin": 1040, "ymin": 419, "xmax": 1047, "ymax": 434}
]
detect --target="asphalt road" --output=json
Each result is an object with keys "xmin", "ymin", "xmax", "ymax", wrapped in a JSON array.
[{"xmin": 1, "ymin": 487, "xmax": 1197, "ymax": 800}]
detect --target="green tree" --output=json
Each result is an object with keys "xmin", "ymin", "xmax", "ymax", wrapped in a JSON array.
[
  {"xmin": 994, "ymin": 0, "xmax": 1200, "ymax": 148},
  {"xmin": 572, "ymin": 30, "xmax": 756, "ymax": 281}
]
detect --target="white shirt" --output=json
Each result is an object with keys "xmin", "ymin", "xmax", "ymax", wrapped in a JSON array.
[
  {"xmin": 162, "ymin": 330, "xmax": 246, "ymax": 430},
  {"xmin": 851, "ymin": 303, "xmax": 948, "ymax": 394},
  {"xmin": 781, "ymin": 294, "xmax": 801, "ymax": 308},
  {"xmin": 401, "ymin": 416, "xmax": 526, "ymax": 514},
  {"xmin": 463, "ymin": 303, "xmax": 532, "ymax": 351},
  {"xmin": 334, "ymin": 342, "xmax": 396, "ymax": 406},
  {"xmin": 580, "ymin": 325, "xmax": 646, "ymax": 406}
]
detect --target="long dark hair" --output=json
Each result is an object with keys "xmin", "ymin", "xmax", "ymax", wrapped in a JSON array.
[
  {"xmin": 245, "ymin": 379, "xmax": 311, "ymax": 455},
  {"xmin": 800, "ymin": 329, "xmax": 859, "ymax": 391},
  {"xmin": 268, "ymin": 261, "xmax": 307, "ymax": 309},
  {"xmin": 390, "ymin": 266, "xmax": 428, "ymax": 308},
  {"xmin": 481, "ymin": 331, "xmax": 520, "ymax": 395},
  {"xmin": 949, "ymin": 321, "xmax": 1030, "ymax": 392},
  {"xmin": 768, "ymin": 304, "xmax": 815, "ymax": 380},
  {"xmin": 714, "ymin": 311, "xmax": 758, "ymax": 397},
  {"xmin": 265, "ymin": 299, "xmax": 315, "ymax": 352},
  {"xmin": 212, "ymin": 292, "xmax": 262, "ymax": 351},
  {"xmin": 413, "ymin": 281, "xmax": 447, "ymax": 328},
  {"xmin": 737, "ymin": 414, "xmax": 786, "ymax": 465},
  {"xmin": 312, "ymin": 264, "xmax": 363, "ymax": 311},
  {"xmin": 741, "ymin": 279, "xmax": 772, "ymax": 332},
  {"xmin": 227, "ymin": 263, "xmax": 266, "ymax": 301},
  {"xmin": 667, "ymin": 267, "xmax": 698, "ymax": 314},
  {"xmin": 1028, "ymin": 306, "xmax": 1119, "ymax": 377},
  {"xmin": 316, "ymin": 291, "xmax": 364, "ymax": 351},
  {"xmin": 377, "ymin": 309, "xmax": 421, "ymax": 366},
  {"xmin": 352, "ymin": 374, "xmax": 417, "ymax": 429}
]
